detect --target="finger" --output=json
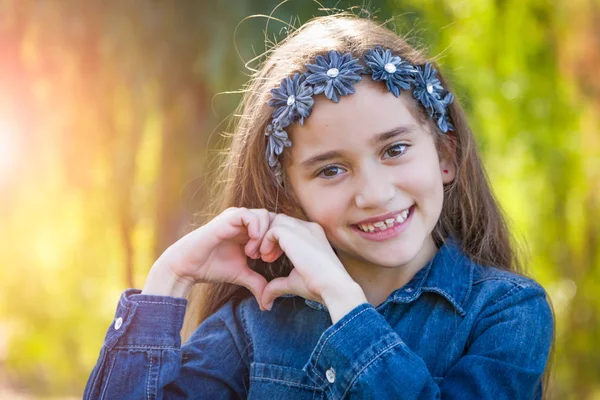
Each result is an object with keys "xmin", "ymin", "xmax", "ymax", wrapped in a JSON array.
[
  {"xmin": 231, "ymin": 268, "xmax": 269, "ymax": 310},
  {"xmin": 257, "ymin": 211, "xmax": 279, "ymax": 255},
  {"xmin": 261, "ymin": 216, "xmax": 290, "ymax": 262},
  {"xmin": 260, "ymin": 234, "xmax": 284, "ymax": 262},
  {"xmin": 261, "ymin": 247, "xmax": 284, "ymax": 263},
  {"xmin": 246, "ymin": 209, "xmax": 271, "ymax": 258},
  {"xmin": 241, "ymin": 209, "xmax": 261, "ymax": 239},
  {"xmin": 224, "ymin": 208, "xmax": 260, "ymax": 241},
  {"xmin": 244, "ymin": 210, "xmax": 262, "ymax": 258},
  {"xmin": 260, "ymin": 225, "xmax": 282, "ymax": 259},
  {"xmin": 268, "ymin": 211, "xmax": 277, "ymax": 222},
  {"xmin": 261, "ymin": 277, "xmax": 293, "ymax": 311}
]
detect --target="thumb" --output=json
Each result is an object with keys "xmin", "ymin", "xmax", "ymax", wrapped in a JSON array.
[
  {"xmin": 232, "ymin": 269, "xmax": 268, "ymax": 310},
  {"xmin": 261, "ymin": 277, "xmax": 293, "ymax": 311}
]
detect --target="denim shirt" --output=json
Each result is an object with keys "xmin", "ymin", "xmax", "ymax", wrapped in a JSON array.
[{"xmin": 84, "ymin": 241, "xmax": 554, "ymax": 399}]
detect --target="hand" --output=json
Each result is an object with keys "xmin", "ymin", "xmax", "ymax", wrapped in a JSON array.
[
  {"xmin": 150, "ymin": 207, "xmax": 275, "ymax": 308},
  {"xmin": 259, "ymin": 214, "xmax": 359, "ymax": 311}
]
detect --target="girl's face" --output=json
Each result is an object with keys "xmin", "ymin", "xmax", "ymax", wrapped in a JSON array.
[{"xmin": 285, "ymin": 77, "xmax": 455, "ymax": 269}]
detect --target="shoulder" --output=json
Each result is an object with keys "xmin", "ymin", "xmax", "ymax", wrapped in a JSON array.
[
  {"xmin": 471, "ymin": 262, "xmax": 549, "ymax": 301},
  {"xmin": 468, "ymin": 263, "xmax": 554, "ymax": 333},
  {"xmin": 455, "ymin": 261, "xmax": 555, "ymax": 379}
]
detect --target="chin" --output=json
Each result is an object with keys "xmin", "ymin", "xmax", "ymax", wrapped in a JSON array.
[{"xmin": 361, "ymin": 251, "xmax": 417, "ymax": 268}]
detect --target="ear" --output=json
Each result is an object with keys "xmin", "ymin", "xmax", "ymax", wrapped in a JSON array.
[{"xmin": 438, "ymin": 137, "xmax": 457, "ymax": 184}]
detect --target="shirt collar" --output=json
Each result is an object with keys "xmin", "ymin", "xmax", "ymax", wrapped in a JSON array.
[{"xmin": 304, "ymin": 239, "xmax": 474, "ymax": 316}]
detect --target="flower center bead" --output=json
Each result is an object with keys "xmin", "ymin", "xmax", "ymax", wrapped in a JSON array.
[
  {"xmin": 287, "ymin": 95, "xmax": 296, "ymax": 106},
  {"xmin": 327, "ymin": 68, "xmax": 339, "ymax": 78},
  {"xmin": 426, "ymin": 84, "xmax": 434, "ymax": 94},
  {"xmin": 384, "ymin": 63, "xmax": 397, "ymax": 74}
]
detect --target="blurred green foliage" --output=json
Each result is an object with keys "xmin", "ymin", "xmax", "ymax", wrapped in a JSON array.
[{"xmin": 0, "ymin": 0, "xmax": 598, "ymax": 398}]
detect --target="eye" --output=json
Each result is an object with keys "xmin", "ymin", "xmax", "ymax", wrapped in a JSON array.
[
  {"xmin": 316, "ymin": 165, "xmax": 345, "ymax": 179},
  {"xmin": 383, "ymin": 143, "xmax": 409, "ymax": 159}
]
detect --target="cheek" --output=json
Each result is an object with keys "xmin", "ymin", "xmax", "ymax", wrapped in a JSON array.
[
  {"xmin": 397, "ymin": 157, "xmax": 444, "ymax": 203},
  {"xmin": 291, "ymin": 182, "xmax": 346, "ymax": 229},
  {"xmin": 306, "ymin": 193, "xmax": 345, "ymax": 229},
  {"xmin": 297, "ymin": 187, "xmax": 348, "ymax": 234}
]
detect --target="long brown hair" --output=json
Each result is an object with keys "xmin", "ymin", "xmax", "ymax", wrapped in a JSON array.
[{"xmin": 181, "ymin": 14, "xmax": 555, "ymax": 398}]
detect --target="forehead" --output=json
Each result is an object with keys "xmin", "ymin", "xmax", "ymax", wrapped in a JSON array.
[{"xmin": 287, "ymin": 77, "xmax": 422, "ymax": 163}]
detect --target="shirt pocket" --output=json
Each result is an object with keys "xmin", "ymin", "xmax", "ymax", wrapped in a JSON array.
[{"xmin": 249, "ymin": 362, "xmax": 325, "ymax": 400}]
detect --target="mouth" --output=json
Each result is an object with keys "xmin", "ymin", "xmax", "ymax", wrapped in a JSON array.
[
  {"xmin": 353, "ymin": 205, "xmax": 414, "ymax": 232},
  {"xmin": 350, "ymin": 205, "xmax": 415, "ymax": 241}
]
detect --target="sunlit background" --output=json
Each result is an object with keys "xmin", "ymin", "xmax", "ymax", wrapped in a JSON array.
[{"xmin": 0, "ymin": 0, "xmax": 598, "ymax": 398}]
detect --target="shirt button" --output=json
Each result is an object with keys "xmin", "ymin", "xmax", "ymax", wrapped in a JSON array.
[
  {"xmin": 326, "ymin": 367, "xmax": 336, "ymax": 383},
  {"xmin": 114, "ymin": 317, "xmax": 123, "ymax": 330}
]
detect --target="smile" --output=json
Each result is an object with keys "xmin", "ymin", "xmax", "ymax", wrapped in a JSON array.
[
  {"xmin": 355, "ymin": 206, "xmax": 412, "ymax": 233},
  {"xmin": 350, "ymin": 205, "xmax": 415, "ymax": 242}
]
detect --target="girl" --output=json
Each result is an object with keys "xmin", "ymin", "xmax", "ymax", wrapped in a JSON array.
[{"xmin": 84, "ymin": 14, "xmax": 554, "ymax": 400}]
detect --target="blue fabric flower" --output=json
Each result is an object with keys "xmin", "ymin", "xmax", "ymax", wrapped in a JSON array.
[
  {"xmin": 412, "ymin": 63, "xmax": 446, "ymax": 117},
  {"xmin": 413, "ymin": 63, "xmax": 454, "ymax": 132},
  {"xmin": 267, "ymin": 73, "xmax": 314, "ymax": 128},
  {"xmin": 305, "ymin": 50, "xmax": 363, "ymax": 103},
  {"xmin": 265, "ymin": 123, "xmax": 292, "ymax": 168},
  {"xmin": 437, "ymin": 92, "xmax": 454, "ymax": 132},
  {"xmin": 264, "ymin": 50, "xmax": 456, "ymax": 176},
  {"xmin": 436, "ymin": 112, "xmax": 454, "ymax": 133},
  {"xmin": 363, "ymin": 46, "xmax": 417, "ymax": 97}
]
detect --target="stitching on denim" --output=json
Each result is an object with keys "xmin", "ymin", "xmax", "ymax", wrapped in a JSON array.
[
  {"xmin": 240, "ymin": 301, "xmax": 255, "ymax": 362},
  {"xmin": 119, "ymin": 295, "xmax": 131, "ymax": 311},
  {"xmin": 99, "ymin": 349, "xmax": 118, "ymax": 400},
  {"xmin": 312, "ymin": 386, "xmax": 324, "ymax": 400},
  {"xmin": 133, "ymin": 300, "xmax": 186, "ymax": 307},
  {"xmin": 462, "ymin": 262, "xmax": 474, "ymax": 306},
  {"xmin": 491, "ymin": 283, "xmax": 526, "ymax": 307},
  {"xmin": 419, "ymin": 258, "xmax": 435, "ymax": 286},
  {"xmin": 473, "ymin": 272, "xmax": 534, "ymax": 286},
  {"xmin": 313, "ymin": 306, "xmax": 371, "ymax": 365},
  {"xmin": 147, "ymin": 350, "xmax": 152, "ymax": 400},
  {"xmin": 311, "ymin": 369, "xmax": 326, "ymax": 386},
  {"xmin": 250, "ymin": 376, "xmax": 321, "ymax": 390},
  {"xmin": 113, "ymin": 345, "xmax": 177, "ymax": 350},
  {"xmin": 429, "ymin": 250, "xmax": 474, "ymax": 313},
  {"xmin": 114, "ymin": 300, "xmax": 137, "ymax": 339},
  {"xmin": 421, "ymin": 287, "xmax": 466, "ymax": 316},
  {"xmin": 342, "ymin": 339, "xmax": 403, "ymax": 398},
  {"xmin": 474, "ymin": 276, "xmax": 522, "ymax": 285}
]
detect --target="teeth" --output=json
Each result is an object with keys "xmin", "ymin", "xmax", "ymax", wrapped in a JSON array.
[
  {"xmin": 357, "ymin": 207, "xmax": 412, "ymax": 233},
  {"xmin": 396, "ymin": 209, "xmax": 410, "ymax": 224},
  {"xmin": 358, "ymin": 224, "xmax": 376, "ymax": 232}
]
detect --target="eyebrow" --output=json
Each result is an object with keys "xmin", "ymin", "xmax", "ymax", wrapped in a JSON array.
[{"xmin": 298, "ymin": 125, "xmax": 416, "ymax": 170}]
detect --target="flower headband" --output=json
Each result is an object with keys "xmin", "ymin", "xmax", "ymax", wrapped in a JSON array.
[{"xmin": 265, "ymin": 46, "xmax": 454, "ymax": 180}]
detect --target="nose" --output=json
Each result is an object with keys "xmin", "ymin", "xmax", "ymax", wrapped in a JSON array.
[{"xmin": 354, "ymin": 164, "xmax": 395, "ymax": 209}]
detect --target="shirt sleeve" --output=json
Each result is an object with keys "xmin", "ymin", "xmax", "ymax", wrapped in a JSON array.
[
  {"xmin": 302, "ymin": 283, "xmax": 554, "ymax": 399},
  {"xmin": 83, "ymin": 288, "xmax": 250, "ymax": 400}
]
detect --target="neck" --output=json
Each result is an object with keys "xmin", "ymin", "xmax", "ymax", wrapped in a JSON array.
[{"xmin": 338, "ymin": 236, "xmax": 438, "ymax": 307}]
